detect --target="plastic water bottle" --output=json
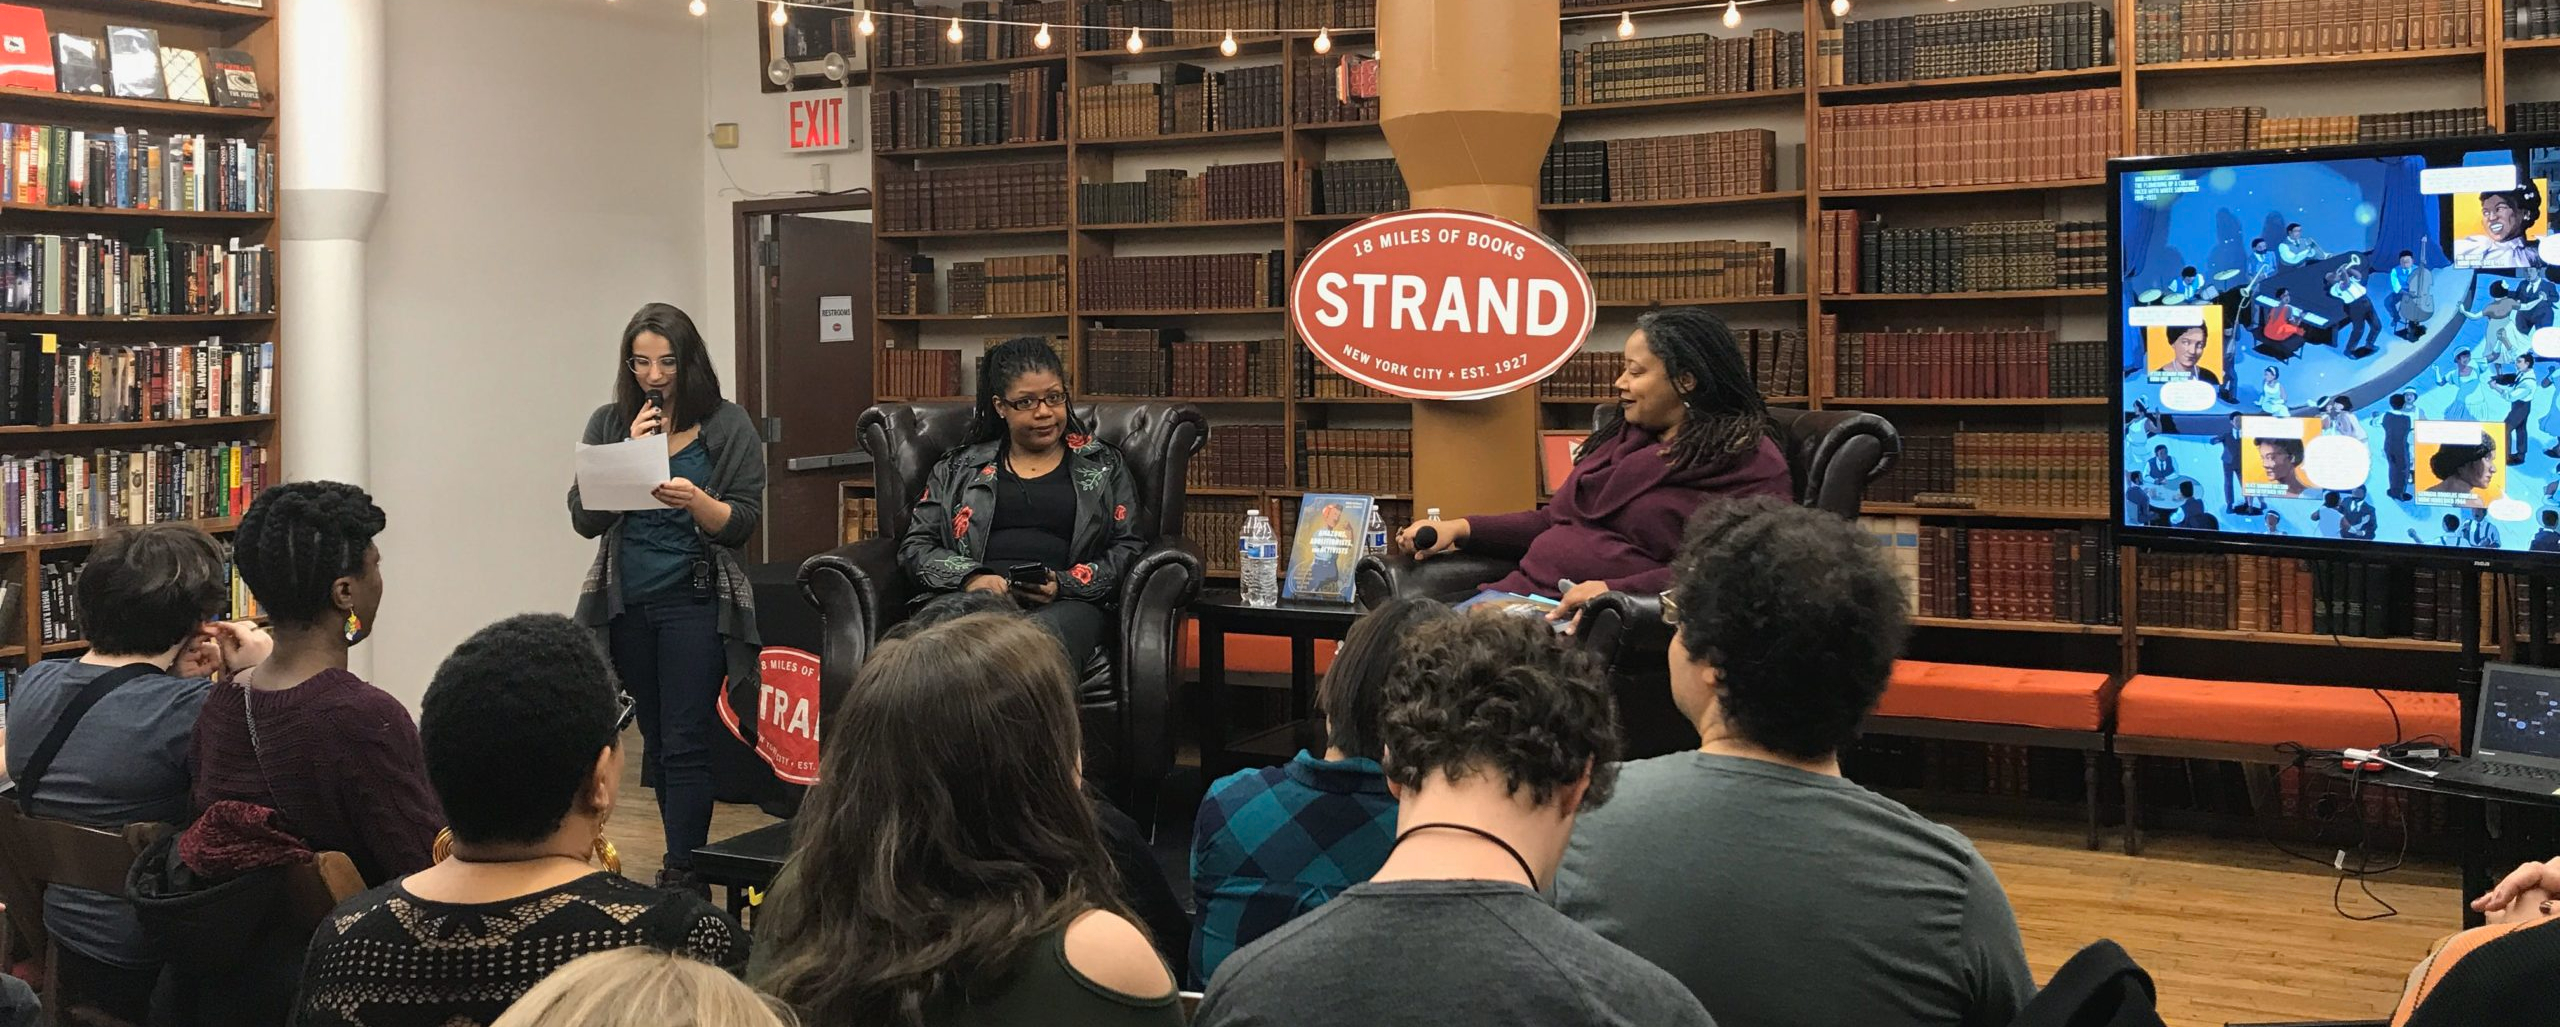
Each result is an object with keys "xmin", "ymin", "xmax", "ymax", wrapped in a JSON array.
[
  {"xmin": 1241, "ymin": 510, "xmax": 1280, "ymax": 608},
  {"xmin": 1365, "ymin": 504, "xmax": 1388, "ymax": 557}
]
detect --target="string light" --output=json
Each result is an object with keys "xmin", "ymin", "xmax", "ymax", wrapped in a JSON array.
[
  {"xmin": 857, "ymin": 7, "xmax": 875, "ymax": 35},
  {"xmin": 1830, "ymin": 0, "xmax": 1849, "ymax": 15},
  {"xmin": 1313, "ymin": 25, "xmax": 1331, "ymax": 53},
  {"xmin": 1616, "ymin": 10, "xmax": 1636, "ymax": 37},
  {"xmin": 769, "ymin": 1, "xmax": 787, "ymax": 26},
  {"xmin": 1127, "ymin": 26, "xmax": 1145, "ymax": 52},
  {"xmin": 1722, "ymin": 0, "xmax": 1741, "ymax": 27},
  {"xmin": 688, "ymin": 0, "xmax": 706, "ymax": 15},
  {"xmin": 1221, "ymin": 28, "xmax": 1238, "ymax": 56},
  {"xmin": 1033, "ymin": 21, "xmax": 1051, "ymax": 48},
  {"xmin": 947, "ymin": 15, "xmax": 964, "ymax": 43}
]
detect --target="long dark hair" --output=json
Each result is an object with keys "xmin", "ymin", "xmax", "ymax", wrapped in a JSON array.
[
  {"xmin": 755, "ymin": 614, "xmax": 1131, "ymax": 1026},
  {"xmin": 1323, "ymin": 598, "xmax": 1457, "ymax": 762},
  {"xmin": 1580, "ymin": 307, "xmax": 1769, "ymax": 470},
  {"xmin": 965, "ymin": 336, "xmax": 1084, "ymax": 447},
  {"xmin": 612, "ymin": 303, "xmax": 723, "ymax": 433}
]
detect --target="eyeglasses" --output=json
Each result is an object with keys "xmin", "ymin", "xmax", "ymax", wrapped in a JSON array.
[
  {"xmin": 627, "ymin": 356, "xmax": 681, "ymax": 373},
  {"xmin": 612, "ymin": 692, "xmax": 638, "ymax": 736},
  {"xmin": 1657, "ymin": 590, "xmax": 1680, "ymax": 626},
  {"xmin": 999, "ymin": 392, "xmax": 1069, "ymax": 413}
]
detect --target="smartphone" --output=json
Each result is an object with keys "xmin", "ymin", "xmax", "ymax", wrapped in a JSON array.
[{"xmin": 1005, "ymin": 562, "xmax": 1051, "ymax": 588}]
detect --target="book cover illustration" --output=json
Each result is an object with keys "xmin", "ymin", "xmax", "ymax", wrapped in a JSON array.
[
  {"xmin": 104, "ymin": 25, "xmax": 162, "ymax": 100},
  {"xmin": 1281, "ymin": 492, "xmax": 1372, "ymax": 603},
  {"xmin": 52, "ymin": 33, "xmax": 101, "ymax": 96},
  {"xmin": 206, "ymin": 47, "xmax": 258, "ymax": 108},
  {"xmin": 160, "ymin": 47, "xmax": 207, "ymax": 105},
  {"xmin": 0, "ymin": 4, "xmax": 51, "ymax": 92}
]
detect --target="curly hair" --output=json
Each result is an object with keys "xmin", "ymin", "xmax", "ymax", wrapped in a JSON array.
[
  {"xmin": 1578, "ymin": 307, "xmax": 1770, "ymax": 473},
  {"xmin": 1378, "ymin": 611, "xmax": 1620, "ymax": 809},
  {"xmin": 964, "ymin": 337, "xmax": 1086, "ymax": 448},
  {"xmin": 233, "ymin": 481, "xmax": 385, "ymax": 625},
  {"xmin": 420, "ymin": 614, "xmax": 624, "ymax": 846},
  {"xmin": 77, "ymin": 523, "xmax": 228, "ymax": 656},
  {"xmin": 1667, "ymin": 496, "xmax": 1909, "ymax": 760}
]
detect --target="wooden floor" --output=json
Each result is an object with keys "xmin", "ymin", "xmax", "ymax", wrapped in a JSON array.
[{"xmin": 625, "ymin": 739, "xmax": 2462, "ymax": 1027}]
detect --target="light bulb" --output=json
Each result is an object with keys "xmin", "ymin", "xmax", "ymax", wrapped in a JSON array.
[
  {"xmin": 1313, "ymin": 26, "xmax": 1332, "ymax": 54},
  {"xmin": 947, "ymin": 15, "xmax": 963, "ymax": 44},
  {"xmin": 1722, "ymin": 0, "xmax": 1741, "ymax": 27},
  {"xmin": 857, "ymin": 8, "xmax": 875, "ymax": 35},
  {"xmin": 1830, "ymin": 0, "xmax": 1849, "ymax": 15},
  {"xmin": 1221, "ymin": 28, "xmax": 1239, "ymax": 56},
  {"xmin": 771, "ymin": 2, "xmax": 788, "ymax": 27},
  {"xmin": 1617, "ymin": 10, "xmax": 1636, "ymax": 37},
  {"xmin": 1127, "ymin": 26, "xmax": 1144, "ymax": 53},
  {"xmin": 1034, "ymin": 22, "xmax": 1052, "ymax": 48},
  {"xmin": 688, "ymin": 0, "xmax": 706, "ymax": 16}
]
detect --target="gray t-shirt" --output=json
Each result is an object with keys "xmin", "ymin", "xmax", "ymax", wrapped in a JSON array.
[
  {"xmin": 1194, "ymin": 878, "xmax": 1714, "ymax": 1027},
  {"xmin": 1556, "ymin": 752, "xmax": 2034, "ymax": 1027},
  {"xmin": 3, "ymin": 659, "xmax": 209, "ymax": 968}
]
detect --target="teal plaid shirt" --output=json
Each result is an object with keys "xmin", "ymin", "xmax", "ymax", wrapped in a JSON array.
[{"xmin": 1189, "ymin": 750, "xmax": 1399, "ymax": 989}]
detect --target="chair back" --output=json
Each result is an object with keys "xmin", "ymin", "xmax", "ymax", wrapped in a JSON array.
[
  {"xmin": 282, "ymin": 852, "xmax": 366, "ymax": 936},
  {"xmin": 1584, "ymin": 404, "xmax": 1898, "ymax": 516},
  {"xmin": 857, "ymin": 402, "xmax": 1208, "ymax": 544},
  {"xmin": 0, "ymin": 804, "xmax": 162, "ymax": 1027}
]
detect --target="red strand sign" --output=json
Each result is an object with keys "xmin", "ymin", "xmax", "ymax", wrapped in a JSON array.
[{"xmin": 1290, "ymin": 209, "xmax": 1595, "ymax": 401}]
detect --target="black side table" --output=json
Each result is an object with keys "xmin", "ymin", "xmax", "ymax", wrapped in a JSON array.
[
  {"xmin": 692, "ymin": 820, "xmax": 793, "ymax": 920},
  {"xmin": 1193, "ymin": 589, "xmax": 1362, "ymax": 779}
]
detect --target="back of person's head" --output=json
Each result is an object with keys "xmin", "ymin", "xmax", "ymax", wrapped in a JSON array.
[
  {"xmin": 757, "ymin": 613, "xmax": 1124, "ymax": 1026},
  {"xmin": 1379, "ymin": 611, "xmax": 1620, "ymax": 810},
  {"xmin": 1667, "ymin": 496, "xmax": 1909, "ymax": 761},
  {"xmin": 1323, "ymin": 598, "xmax": 1457, "ymax": 762},
  {"xmin": 492, "ymin": 948, "xmax": 795, "ymax": 1027},
  {"xmin": 882, "ymin": 589, "xmax": 1021, "ymax": 641},
  {"xmin": 78, "ymin": 523, "xmax": 227, "ymax": 657},
  {"xmin": 234, "ymin": 480, "xmax": 386, "ymax": 627},
  {"xmin": 421, "ymin": 614, "xmax": 624, "ymax": 846}
]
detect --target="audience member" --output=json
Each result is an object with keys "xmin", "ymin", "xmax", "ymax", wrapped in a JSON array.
[
  {"xmin": 1193, "ymin": 612, "xmax": 1712, "ymax": 1027},
  {"xmin": 1554, "ymin": 496, "xmax": 2034, "ymax": 1027},
  {"xmin": 194, "ymin": 481, "xmax": 440, "ymax": 885},
  {"xmin": 2, "ymin": 523, "xmax": 269, "ymax": 1022},
  {"xmin": 753, "ymin": 614, "xmax": 1179, "ymax": 1026},
  {"xmin": 296, "ymin": 614, "xmax": 746, "ymax": 1027},
  {"xmin": 2384, "ymin": 855, "xmax": 2560, "ymax": 1026},
  {"xmin": 491, "ymin": 948, "xmax": 795, "ymax": 1027},
  {"xmin": 1188, "ymin": 597, "xmax": 1444, "ymax": 986}
]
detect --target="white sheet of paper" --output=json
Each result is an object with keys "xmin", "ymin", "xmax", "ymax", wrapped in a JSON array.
[{"xmin": 576, "ymin": 437, "xmax": 672, "ymax": 511}]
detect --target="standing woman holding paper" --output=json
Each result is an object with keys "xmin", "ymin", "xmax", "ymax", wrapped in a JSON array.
[{"xmin": 567, "ymin": 302, "xmax": 766, "ymax": 893}]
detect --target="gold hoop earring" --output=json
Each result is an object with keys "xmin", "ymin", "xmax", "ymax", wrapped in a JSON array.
[
  {"xmin": 593, "ymin": 834, "xmax": 621, "ymax": 875},
  {"xmin": 432, "ymin": 827, "xmax": 454, "ymax": 864}
]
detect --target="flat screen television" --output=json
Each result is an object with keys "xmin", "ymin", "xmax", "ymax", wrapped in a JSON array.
[{"xmin": 2112, "ymin": 131, "xmax": 2560, "ymax": 567}]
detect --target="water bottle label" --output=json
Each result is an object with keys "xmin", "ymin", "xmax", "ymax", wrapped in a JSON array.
[{"xmin": 1247, "ymin": 543, "xmax": 1279, "ymax": 561}]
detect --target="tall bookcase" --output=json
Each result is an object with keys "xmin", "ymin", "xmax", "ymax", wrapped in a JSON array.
[{"xmin": 0, "ymin": 0, "xmax": 280, "ymax": 668}]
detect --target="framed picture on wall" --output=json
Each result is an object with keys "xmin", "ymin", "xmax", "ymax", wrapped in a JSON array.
[{"xmin": 1539, "ymin": 431, "xmax": 1585, "ymax": 496}]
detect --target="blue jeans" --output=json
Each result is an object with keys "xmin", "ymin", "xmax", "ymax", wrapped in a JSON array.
[{"xmin": 609, "ymin": 597, "xmax": 723, "ymax": 871}]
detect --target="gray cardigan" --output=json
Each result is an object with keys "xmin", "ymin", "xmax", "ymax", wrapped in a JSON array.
[{"xmin": 569, "ymin": 400, "xmax": 766, "ymax": 702}]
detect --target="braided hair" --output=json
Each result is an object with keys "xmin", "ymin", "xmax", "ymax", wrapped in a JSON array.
[
  {"xmin": 233, "ymin": 480, "xmax": 386, "ymax": 626},
  {"xmin": 964, "ymin": 337, "xmax": 1086, "ymax": 447},
  {"xmin": 1578, "ymin": 307, "xmax": 1770, "ymax": 470}
]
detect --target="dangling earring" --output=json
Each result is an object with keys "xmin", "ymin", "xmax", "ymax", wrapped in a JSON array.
[
  {"xmin": 593, "ymin": 833, "xmax": 622, "ymax": 875},
  {"xmin": 343, "ymin": 610, "xmax": 366, "ymax": 645}
]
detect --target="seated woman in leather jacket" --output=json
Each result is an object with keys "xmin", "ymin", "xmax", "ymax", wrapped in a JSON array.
[{"xmin": 899, "ymin": 337, "xmax": 1145, "ymax": 667}]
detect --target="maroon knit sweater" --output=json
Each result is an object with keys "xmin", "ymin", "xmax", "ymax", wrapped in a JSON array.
[{"xmin": 190, "ymin": 669, "xmax": 444, "ymax": 886}]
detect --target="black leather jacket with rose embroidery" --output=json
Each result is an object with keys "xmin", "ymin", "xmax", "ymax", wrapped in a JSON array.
[{"xmin": 898, "ymin": 430, "xmax": 1146, "ymax": 606}]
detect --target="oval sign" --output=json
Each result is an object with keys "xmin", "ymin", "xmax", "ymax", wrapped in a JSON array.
[
  {"xmin": 717, "ymin": 646, "xmax": 824, "ymax": 786},
  {"xmin": 1290, "ymin": 209, "xmax": 1596, "ymax": 401}
]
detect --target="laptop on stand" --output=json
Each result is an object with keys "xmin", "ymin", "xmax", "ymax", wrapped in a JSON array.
[{"xmin": 2437, "ymin": 661, "xmax": 2560, "ymax": 797}]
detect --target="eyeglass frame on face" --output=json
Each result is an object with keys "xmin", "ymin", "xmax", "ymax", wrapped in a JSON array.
[
  {"xmin": 626, "ymin": 355, "xmax": 681, "ymax": 374},
  {"xmin": 1658, "ymin": 590, "xmax": 1680, "ymax": 626},
  {"xmin": 998, "ymin": 391, "xmax": 1070, "ymax": 413},
  {"xmin": 611, "ymin": 691, "xmax": 638, "ymax": 736}
]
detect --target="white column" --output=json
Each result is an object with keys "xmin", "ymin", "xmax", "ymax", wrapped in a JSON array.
[{"xmin": 279, "ymin": 0, "xmax": 386, "ymax": 676}]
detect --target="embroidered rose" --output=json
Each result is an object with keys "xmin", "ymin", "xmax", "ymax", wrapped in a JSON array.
[
  {"xmin": 1069, "ymin": 563, "xmax": 1095, "ymax": 585},
  {"xmin": 952, "ymin": 506, "xmax": 974, "ymax": 539},
  {"xmin": 1113, "ymin": 504, "xmax": 1128, "ymax": 523},
  {"xmin": 1066, "ymin": 433, "xmax": 1092, "ymax": 451},
  {"xmin": 979, "ymin": 464, "xmax": 997, "ymax": 479}
]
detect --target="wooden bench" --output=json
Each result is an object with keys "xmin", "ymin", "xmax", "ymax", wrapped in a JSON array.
[
  {"xmin": 1182, "ymin": 622, "xmax": 1336, "ymax": 678},
  {"xmin": 2113, "ymin": 675, "xmax": 2461, "ymax": 855},
  {"xmin": 1865, "ymin": 660, "xmax": 2119, "ymax": 850}
]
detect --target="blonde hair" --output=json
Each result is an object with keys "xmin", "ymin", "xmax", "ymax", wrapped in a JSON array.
[{"xmin": 490, "ymin": 948, "xmax": 795, "ymax": 1027}]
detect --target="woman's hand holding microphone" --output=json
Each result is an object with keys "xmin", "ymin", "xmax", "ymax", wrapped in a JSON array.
[{"xmin": 1396, "ymin": 517, "xmax": 1468, "ymax": 559}]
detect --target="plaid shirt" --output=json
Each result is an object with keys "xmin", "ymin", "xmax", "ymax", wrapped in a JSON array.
[{"xmin": 1189, "ymin": 750, "xmax": 1398, "ymax": 988}]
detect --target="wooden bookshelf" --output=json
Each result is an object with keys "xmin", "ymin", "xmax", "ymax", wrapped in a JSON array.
[
  {"xmin": 1816, "ymin": 178, "xmax": 2108, "ymax": 199},
  {"xmin": 1911, "ymin": 616, "xmax": 2118, "ymax": 636},
  {"xmin": 0, "ymin": 0, "xmax": 281, "ymax": 658},
  {"xmin": 2133, "ymin": 626, "xmax": 2466, "ymax": 653},
  {"xmin": 1816, "ymin": 66, "xmax": 2123, "ymax": 101},
  {"xmin": 1075, "ymin": 218, "xmax": 1289, "ymax": 232},
  {"xmin": 1824, "ymin": 397, "xmax": 2112, "ymax": 408},
  {"xmin": 1821, "ymin": 289, "xmax": 2108, "ymax": 302},
  {"xmin": 2502, "ymin": 36, "xmax": 2560, "ymax": 54},
  {"xmin": 1073, "ymin": 126, "xmax": 1288, "ymax": 150},
  {"xmin": 878, "ymin": 139, "xmax": 1067, "ymax": 157},
  {"xmin": 873, "ymin": 52, "xmax": 1066, "ymax": 80},
  {"xmin": 876, "ymin": 225, "xmax": 1069, "ymax": 240},
  {"xmin": 1863, "ymin": 503, "xmax": 2108, "ymax": 521},
  {"xmin": 1598, "ymin": 294, "xmax": 1807, "ymax": 309},
  {"xmin": 1565, "ymin": 88, "xmax": 1805, "ymax": 116},
  {"xmin": 1538, "ymin": 190, "xmax": 1808, "ymax": 214},
  {"xmin": 2134, "ymin": 46, "xmax": 2489, "ymax": 76}
]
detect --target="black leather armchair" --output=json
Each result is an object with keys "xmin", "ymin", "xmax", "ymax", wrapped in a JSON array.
[
  {"xmin": 800, "ymin": 402, "xmax": 1208, "ymax": 810},
  {"xmin": 1356, "ymin": 407, "xmax": 1900, "ymax": 758}
]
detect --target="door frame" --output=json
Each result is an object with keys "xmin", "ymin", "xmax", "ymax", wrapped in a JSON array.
[{"xmin": 729, "ymin": 189, "xmax": 874, "ymax": 420}]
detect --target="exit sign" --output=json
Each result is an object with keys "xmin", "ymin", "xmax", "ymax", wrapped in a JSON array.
[{"xmin": 787, "ymin": 94, "xmax": 851, "ymax": 152}]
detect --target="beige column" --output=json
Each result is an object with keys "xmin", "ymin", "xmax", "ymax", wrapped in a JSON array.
[{"xmin": 1380, "ymin": 0, "xmax": 1561, "ymax": 518}]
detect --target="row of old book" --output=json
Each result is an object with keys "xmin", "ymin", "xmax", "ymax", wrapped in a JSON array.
[
  {"xmin": 3, "ymin": 126, "xmax": 274, "ymax": 216},
  {"xmin": 880, "ymin": 349, "xmax": 965, "ymax": 399},
  {"xmin": 2138, "ymin": 551, "xmax": 2475, "ymax": 642},
  {"xmin": 1, "ymin": 337, "xmax": 273, "ymax": 428},
  {"xmin": 1300, "ymin": 428, "xmax": 1413, "ymax": 495},
  {"xmin": 1296, "ymin": 350, "xmax": 1390, "ymax": 399},
  {"xmin": 1540, "ymin": 130, "xmax": 1780, "ymax": 205},
  {"xmin": 0, "ymin": 438, "xmax": 267, "ymax": 540},
  {"xmin": 2133, "ymin": 105, "xmax": 2494, "ymax": 156},
  {"xmin": 2514, "ymin": 101, "xmax": 2560, "ymax": 133},
  {"xmin": 1830, "ymin": 330, "xmax": 2111, "ymax": 401},
  {"xmin": 0, "ymin": 233, "xmax": 273, "ymax": 318},
  {"xmin": 1077, "ymin": 63, "xmax": 1285, "ymax": 141},
  {"xmin": 1570, "ymin": 240, "xmax": 1785, "ymax": 303},
  {"xmin": 2515, "ymin": 0, "xmax": 2560, "ymax": 37},
  {"xmin": 871, "ymin": 72, "xmax": 1064, "ymax": 152},
  {"xmin": 1079, "ymin": 163, "xmax": 1286, "ymax": 225},
  {"xmin": 1295, "ymin": 53, "xmax": 1378, "ymax": 126},
  {"xmin": 1816, "ymin": 88, "xmax": 2122, "ymax": 192},
  {"xmin": 948, "ymin": 255, "xmax": 1070, "ymax": 317},
  {"xmin": 2131, "ymin": 0, "xmax": 2489, "ymax": 63},
  {"xmin": 840, "ymin": 495, "xmax": 883, "ymax": 546},
  {"xmin": 1880, "ymin": 520, "xmax": 2124, "ymax": 626},
  {"xmin": 1079, "ymin": 252, "xmax": 1284, "ymax": 311},
  {"xmin": 877, "ymin": 256, "xmax": 932, "ymax": 316},
  {"xmin": 1085, "ymin": 331, "xmax": 1289, "ymax": 398},
  {"xmin": 1534, "ymin": 331, "xmax": 1809, "ymax": 399},
  {"xmin": 1817, "ymin": 3, "xmax": 2113, "ymax": 87},
  {"xmin": 1306, "ymin": 158, "xmax": 1408, "ymax": 217},
  {"xmin": 1825, "ymin": 215, "xmax": 2108, "ymax": 296},
  {"xmin": 1870, "ymin": 432, "xmax": 2111, "ymax": 513},
  {"xmin": 1190, "ymin": 424, "xmax": 1290, "ymax": 489},
  {"xmin": 879, "ymin": 161, "xmax": 1068, "ymax": 234},
  {"xmin": 1559, "ymin": 30, "xmax": 1806, "ymax": 106}
]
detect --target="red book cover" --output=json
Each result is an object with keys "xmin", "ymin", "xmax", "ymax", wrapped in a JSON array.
[{"xmin": 0, "ymin": 4, "xmax": 52, "ymax": 91}]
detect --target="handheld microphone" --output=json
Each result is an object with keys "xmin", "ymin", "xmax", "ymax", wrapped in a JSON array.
[
  {"xmin": 644, "ymin": 390, "xmax": 665, "ymax": 434},
  {"xmin": 1411, "ymin": 525, "xmax": 1437, "ymax": 552}
]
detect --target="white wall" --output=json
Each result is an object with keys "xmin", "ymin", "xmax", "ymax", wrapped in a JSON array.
[{"xmin": 363, "ymin": 0, "xmax": 710, "ymax": 705}]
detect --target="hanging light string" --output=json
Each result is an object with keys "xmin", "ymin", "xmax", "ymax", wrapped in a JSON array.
[{"xmin": 729, "ymin": 0, "xmax": 1823, "ymax": 37}]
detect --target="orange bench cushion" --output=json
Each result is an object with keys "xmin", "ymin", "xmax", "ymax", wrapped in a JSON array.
[
  {"xmin": 1874, "ymin": 660, "xmax": 2111, "ymax": 732},
  {"xmin": 2115, "ymin": 674, "xmax": 2461, "ymax": 752},
  {"xmin": 1181, "ymin": 621, "xmax": 1338, "ymax": 677}
]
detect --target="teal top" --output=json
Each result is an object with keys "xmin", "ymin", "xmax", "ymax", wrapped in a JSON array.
[{"xmin": 617, "ymin": 438, "xmax": 714, "ymax": 603}]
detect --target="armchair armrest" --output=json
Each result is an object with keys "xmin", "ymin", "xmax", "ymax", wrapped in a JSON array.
[
  {"xmin": 798, "ymin": 538, "xmax": 911, "ymax": 709},
  {"xmin": 1116, "ymin": 536, "xmax": 1204, "ymax": 799},
  {"xmin": 1575, "ymin": 589, "xmax": 1674, "ymax": 675},
  {"xmin": 1353, "ymin": 551, "xmax": 1522, "ymax": 609}
]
